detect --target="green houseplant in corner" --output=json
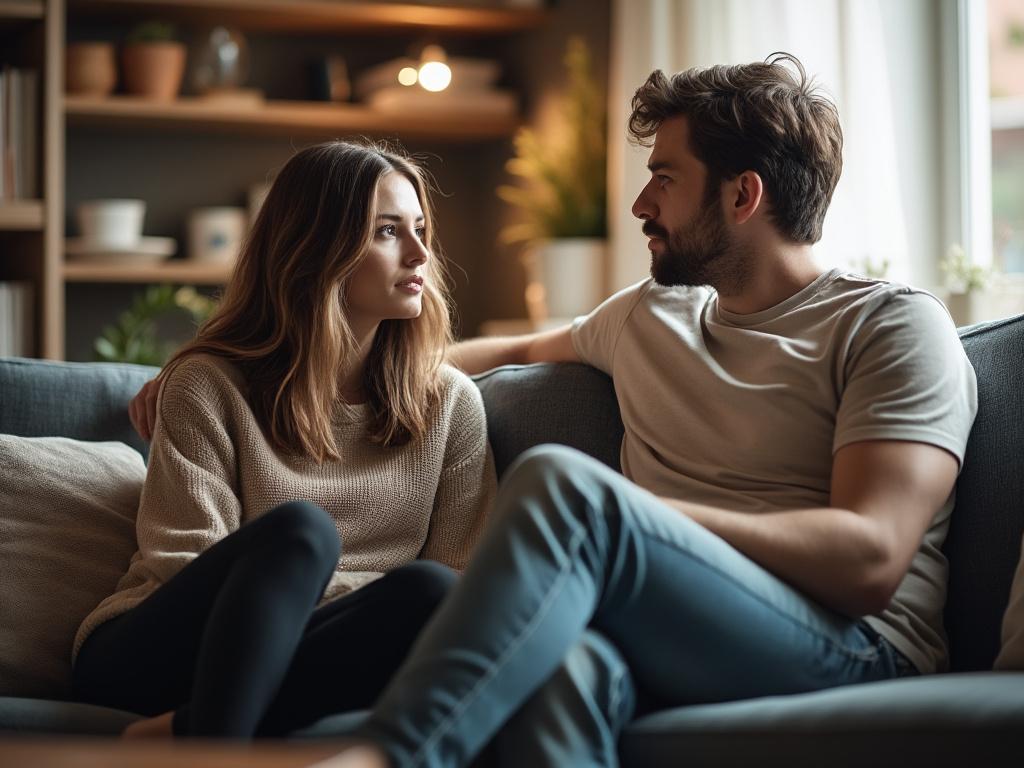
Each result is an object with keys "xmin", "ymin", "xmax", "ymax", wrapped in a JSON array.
[{"xmin": 498, "ymin": 36, "xmax": 607, "ymax": 321}]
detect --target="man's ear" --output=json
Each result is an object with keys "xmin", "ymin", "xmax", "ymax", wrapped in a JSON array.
[{"xmin": 728, "ymin": 171, "xmax": 764, "ymax": 225}]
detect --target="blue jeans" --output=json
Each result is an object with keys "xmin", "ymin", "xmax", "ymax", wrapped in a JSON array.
[{"xmin": 360, "ymin": 445, "xmax": 916, "ymax": 767}]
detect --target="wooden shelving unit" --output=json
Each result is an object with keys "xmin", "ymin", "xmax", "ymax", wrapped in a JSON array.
[
  {"xmin": 64, "ymin": 95, "xmax": 520, "ymax": 140},
  {"xmin": 0, "ymin": 201, "xmax": 45, "ymax": 230},
  {"xmin": 67, "ymin": 0, "xmax": 547, "ymax": 34},
  {"xmin": 0, "ymin": 0, "xmax": 44, "ymax": 21},
  {"xmin": 63, "ymin": 259, "xmax": 233, "ymax": 284}
]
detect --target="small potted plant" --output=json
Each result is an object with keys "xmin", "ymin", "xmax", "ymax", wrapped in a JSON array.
[
  {"xmin": 940, "ymin": 244, "xmax": 992, "ymax": 326},
  {"xmin": 122, "ymin": 21, "xmax": 187, "ymax": 101},
  {"xmin": 498, "ymin": 36, "xmax": 607, "ymax": 320}
]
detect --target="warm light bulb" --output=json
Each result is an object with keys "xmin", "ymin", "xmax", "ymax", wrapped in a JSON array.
[
  {"xmin": 418, "ymin": 61, "xmax": 451, "ymax": 92},
  {"xmin": 397, "ymin": 66, "xmax": 418, "ymax": 86}
]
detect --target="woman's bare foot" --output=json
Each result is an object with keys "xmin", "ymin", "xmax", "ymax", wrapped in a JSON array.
[
  {"xmin": 310, "ymin": 744, "xmax": 391, "ymax": 768},
  {"xmin": 122, "ymin": 710, "xmax": 174, "ymax": 739}
]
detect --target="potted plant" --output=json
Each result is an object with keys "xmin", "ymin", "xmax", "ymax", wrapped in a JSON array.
[
  {"xmin": 498, "ymin": 36, "xmax": 607, "ymax": 320},
  {"xmin": 940, "ymin": 244, "xmax": 992, "ymax": 326},
  {"xmin": 122, "ymin": 21, "xmax": 187, "ymax": 101}
]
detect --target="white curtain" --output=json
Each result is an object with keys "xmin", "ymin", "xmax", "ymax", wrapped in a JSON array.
[{"xmin": 607, "ymin": 0, "xmax": 935, "ymax": 292}]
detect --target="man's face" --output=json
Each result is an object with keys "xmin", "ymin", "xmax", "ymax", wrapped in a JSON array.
[{"xmin": 631, "ymin": 115, "xmax": 734, "ymax": 287}]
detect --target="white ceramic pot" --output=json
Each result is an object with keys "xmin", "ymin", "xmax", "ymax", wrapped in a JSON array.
[
  {"xmin": 528, "ymin": 237, "xmax": 606, "ymax": 320},
  {"xmin": 76, "ymin": 199, "xmax": 146, "ymax": 248},
  {"xmin": 187, "ymin": 207, "xmax": 248, "ymax": 263}
]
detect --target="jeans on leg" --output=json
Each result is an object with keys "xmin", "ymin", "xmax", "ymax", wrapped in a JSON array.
[
  {"xmin": 360, "ymin": 445, "xmax": 914, "ymax": 768},
  {"xmin": 492, "ymin": 630, "xmax": 636, "ymax": 768}
]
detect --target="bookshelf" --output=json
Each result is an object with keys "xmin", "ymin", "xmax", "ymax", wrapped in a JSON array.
[{"xmin": 26, "ymin": 0, "xmax": 558, "ymax": 360}]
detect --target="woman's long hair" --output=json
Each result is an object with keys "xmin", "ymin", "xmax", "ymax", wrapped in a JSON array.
[{"xmin": 159, "ymin": 140, "xmax": 453, "ymax": 461}]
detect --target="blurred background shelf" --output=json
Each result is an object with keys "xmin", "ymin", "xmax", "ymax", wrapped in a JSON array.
[
  {"xmin": 0, "ymin": 0, "xmax": 44, "ymax": 21},
  {"xmin": 67, "ymin": 0, "xmax": 548, "ymax": 34},
  {"xmin": 0, "ymin": 201, "xmax": 44, "ymax": 230},
  {"xmin": 63, "ymin": 259, "xmax": 232, "ymax": 283},
  {"xmin": 64, "ymin": 95, "xmax": 520, "ymax": 139}
]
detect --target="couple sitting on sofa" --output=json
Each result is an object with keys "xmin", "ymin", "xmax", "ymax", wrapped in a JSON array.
[{"xmin": 71, "ymin": 53, "xmax": 985, "ymax": 768}]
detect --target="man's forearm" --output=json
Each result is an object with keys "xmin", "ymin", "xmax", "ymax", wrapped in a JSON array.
[
  {"xmin": 662, "ymin": 498, "xmax": 895, "ymax": 619},
  {"xmin": 447, "ymin": 336, "xmax": 531, "ymax": 375}
]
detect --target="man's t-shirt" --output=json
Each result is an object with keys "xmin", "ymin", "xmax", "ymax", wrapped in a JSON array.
[{"xmin": 570, "ymin": 268, "xmax": 978, "ymax": 674}]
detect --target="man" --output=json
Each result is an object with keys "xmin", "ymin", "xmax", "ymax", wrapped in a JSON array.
[{"xmin": 133, "ymin": 54, "xmax": 977, "ymax": 767}]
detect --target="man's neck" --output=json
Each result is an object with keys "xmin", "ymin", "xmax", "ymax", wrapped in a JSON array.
[{"xmin": 714, "ymin": 244, "xmax": 824, "ymax": 315}]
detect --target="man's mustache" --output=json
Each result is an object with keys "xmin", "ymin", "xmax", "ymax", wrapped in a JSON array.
[{"xmin": 642, "ymin": 222, "xmax": 669, "ymax": 239}]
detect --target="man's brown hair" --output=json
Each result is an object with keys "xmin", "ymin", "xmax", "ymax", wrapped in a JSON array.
[{"xmin": 628, "ymin": 52, "xmax": 842, "ymax": 244}]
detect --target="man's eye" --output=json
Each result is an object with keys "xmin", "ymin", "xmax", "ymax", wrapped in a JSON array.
[{"xmin": 657, "ymin": 175, "xmax": 671, "ymax": 186}]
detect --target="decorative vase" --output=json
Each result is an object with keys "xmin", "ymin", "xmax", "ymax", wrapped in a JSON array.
[
  {"xmin": 122, "ymin": 42, "xmax": 187, "ymax": 100},
  {"xmin": 527, "ymin": 237, "xmax": 606, "ymax": 321},
  {"xmin": 66, "ymin": 42, "xmax": 117, "ymax": 97}
]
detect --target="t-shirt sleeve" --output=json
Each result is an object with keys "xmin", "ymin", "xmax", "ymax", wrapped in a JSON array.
[
  {"xmin": 571, "ymin": 280, "xmax": 651, "ymax": 374},
  {"xmin": 834, "ymin": 290, "xmax": 978, "ymax": 467}
]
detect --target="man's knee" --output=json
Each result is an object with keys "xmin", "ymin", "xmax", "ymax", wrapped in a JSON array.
[{"xmin": 499, "ymin": 444, "xmax": 617, "ymax": 525}]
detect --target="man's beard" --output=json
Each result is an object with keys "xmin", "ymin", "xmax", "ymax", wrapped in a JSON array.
[{"xmin": 646, "ymin": 199, "xmax": 747, "ymax": 291}]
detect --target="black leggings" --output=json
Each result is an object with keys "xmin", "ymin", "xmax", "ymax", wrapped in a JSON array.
[{"xmin": 72, "ymin": 501, "xmax": 456, "ymax": 738}]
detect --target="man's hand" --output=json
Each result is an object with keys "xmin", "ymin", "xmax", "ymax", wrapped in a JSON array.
[{"xmin": 129, "ymin": 378, "xmax": 161, "ymax": 442}]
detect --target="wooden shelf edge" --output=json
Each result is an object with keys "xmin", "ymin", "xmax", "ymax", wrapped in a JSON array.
[
  {"xmin": 63, "ymin": 259, "xmax": 233, "ymax": 284},
  {"xmin": 0, "ymin": 200, "xmax": 45, "ymax": 230},
  {"xmin": 64, "ymin": 95, "xmax": 520, "ymax": 140},
  {"xmin": 67, "ymin": 0, "xmax": 548, "ymax": 34},
  {"xmin": 0, "ymin": 0, "xmax": 44, "ymax": 20}
]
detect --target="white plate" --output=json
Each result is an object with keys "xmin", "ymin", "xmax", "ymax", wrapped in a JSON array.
[{"xmin": 65, "ymin": 236, "xmax": 177, "ymax": 264}]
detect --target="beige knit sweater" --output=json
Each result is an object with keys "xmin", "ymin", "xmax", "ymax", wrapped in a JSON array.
[{"xmin": 74, "ymin": 353, "xmax": 496, "ymax": 658}]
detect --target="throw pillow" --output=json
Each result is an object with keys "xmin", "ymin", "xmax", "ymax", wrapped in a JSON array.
[
  {"xmin": 0, "ymin": 435, "xmax": 143, "ymax": 698},
  {"xmin": 995, "ymin": 531, "xmax": 1024, "ymax": 669}
]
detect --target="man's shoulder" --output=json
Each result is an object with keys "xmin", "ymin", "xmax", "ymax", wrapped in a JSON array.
[{"xmin": 814, "ymin": 271, "xmax": 949, "ymax": 324}]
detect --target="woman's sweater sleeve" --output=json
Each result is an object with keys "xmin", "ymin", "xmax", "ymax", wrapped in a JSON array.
[
  {"xmin": 131, "ymin": 361, "xmax": 244, "ymax": 587},
  {"xmin": 419, "ymin": 380, "xmax": 496, "ymax": 573}
]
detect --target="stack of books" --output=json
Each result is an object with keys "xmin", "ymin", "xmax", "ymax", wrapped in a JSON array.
[
  {"xmin": 0, "ymin": 66, "xmax": 39, "ymax": 201},
  {"xmin": 0, "ymin": 281, "xmax": 33, "ymax": 357}
]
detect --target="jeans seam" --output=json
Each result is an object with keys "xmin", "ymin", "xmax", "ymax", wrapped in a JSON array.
[
  {"xmin": 632, "ymin": 519, "xmax": 879, "ymax": 663},
  {"xmin": 410, "ymin": 524, "xmax": 590, "ymax": 767}
]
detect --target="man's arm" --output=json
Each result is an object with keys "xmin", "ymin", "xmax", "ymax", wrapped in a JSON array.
[
  {"xmin": 660, "ymin": 440, "xmax": 958, "ymax": 618},
  {"xmin": 447, "ymin": 325, "xmax": 580, "ymax": 375}
]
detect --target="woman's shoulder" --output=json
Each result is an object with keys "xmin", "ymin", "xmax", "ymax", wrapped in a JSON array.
[
  {"xmin": 160, "ymin": 353, "xmax": 247, "ymax": 413},
  {"xmin": 436, "ymin": 363, "xmax": 485, "ymax": 412}
]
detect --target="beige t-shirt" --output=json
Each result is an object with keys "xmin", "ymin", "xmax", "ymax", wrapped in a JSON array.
[{"xmin": 571, "ymin": 269, "xmax": 978, "ymax": 674}]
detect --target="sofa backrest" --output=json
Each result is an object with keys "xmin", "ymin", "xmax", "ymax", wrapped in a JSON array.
[
  {"xmin": 2, "ymin": 314, "xmax": 1022, "ymax": 672},
  {"xmin": 0, "ymin": 357, "xmax": 157, "ymax": 457}
]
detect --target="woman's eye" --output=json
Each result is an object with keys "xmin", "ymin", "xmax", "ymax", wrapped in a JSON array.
[
  {"xmin": 377, "ymin": 224, "xmax": 397, "ymax": 237},
  {"xmin": 415, "ymin": 227, "xmax": 426, "ymax": 241}
]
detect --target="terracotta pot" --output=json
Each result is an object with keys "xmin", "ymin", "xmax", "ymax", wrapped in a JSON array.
[
  {"xmin": 66, "ymin": 42, "xmax": 117, "ymax": 97},
  {"xmin": 122, "ymin": 42, "xmax": 186, "ymax": 101}
]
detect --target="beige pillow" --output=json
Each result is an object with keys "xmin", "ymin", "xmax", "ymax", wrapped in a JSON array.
[
  {"xmin": 995, "ymin": 532, "xmax": 1024, "ymax": 670},
  {"xmin": 0, "ymin": 435, "xmax": 143, "ymax": 698}
]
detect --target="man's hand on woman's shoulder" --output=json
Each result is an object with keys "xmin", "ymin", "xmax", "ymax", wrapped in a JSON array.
[{"xmin": 129, "ymin": 378, "xmax": 161, "ymax": 442}]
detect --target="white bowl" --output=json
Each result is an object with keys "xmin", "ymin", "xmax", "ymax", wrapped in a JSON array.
[{"xmin": 76, "ymin": 199, "xmax": 146, "ymax": 249}]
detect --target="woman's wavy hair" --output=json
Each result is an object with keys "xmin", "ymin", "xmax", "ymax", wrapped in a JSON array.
[
  {"xmin": 160, "ymin": 140, "xmax": 453, "ymax": 461},
  {"xmin": 628, "ymin": 52, "xmax": 843, "ymax": 244}
]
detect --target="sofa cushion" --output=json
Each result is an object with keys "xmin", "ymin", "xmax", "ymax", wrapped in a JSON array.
[
  {"xmin": 0, "ymin": 696, "xmax": 139, "ymax": 735},
  {"xmin": 0, "ymin": 357, "xmax": 158, "ymax": 457},
  {"xmin": 473, "ymin": 362, "xmax": 623, "ymax": 478},
  {"xmin": 945, "ymin": 315, "xmax": 1024, "ymax": 670},
  {"xmin": 619, "ymin": 672, "xmax": 1024, "ymax": 767},
  {"xmin": 0, "ymin": 436, "xmax": 143, "ymax": 699}
]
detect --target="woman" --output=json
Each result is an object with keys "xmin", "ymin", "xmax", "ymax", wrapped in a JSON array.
[{"xmin": 71, "ymin": 141, "xmax": 495, "ymax": 739}]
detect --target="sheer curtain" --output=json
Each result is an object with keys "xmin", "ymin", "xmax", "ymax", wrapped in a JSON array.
[{"xmin": 606, "ymin": 0, "xmax": 943, "ymax": 292}]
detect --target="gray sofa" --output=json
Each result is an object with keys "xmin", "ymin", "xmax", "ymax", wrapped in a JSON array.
[{"xmin": 2, "ymin": 312, "xmax": 1023, "ymax": 766}]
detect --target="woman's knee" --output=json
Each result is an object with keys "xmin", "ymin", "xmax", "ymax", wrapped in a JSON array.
[
  {"xmin": 260, "ymin": 501, "xmax": 341, "ymax": 569},
  {"xmin": 385, "ymin": 560, "xmax": 457, "ymax": 613}
]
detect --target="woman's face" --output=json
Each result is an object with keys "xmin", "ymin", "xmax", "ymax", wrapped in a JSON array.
[{"xmin": 346, "ymin": 171, "xmax": 430, "ymax": 338}]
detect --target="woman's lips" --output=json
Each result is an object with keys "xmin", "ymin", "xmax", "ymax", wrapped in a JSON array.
[{"xmin": 396, "ymin": 276, "xmax": 424, "ymax": 294}]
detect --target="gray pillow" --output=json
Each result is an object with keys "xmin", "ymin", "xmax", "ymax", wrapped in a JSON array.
[{"xmin": 0, "ymin": 435, "xmax": 143, "ymax": 698}]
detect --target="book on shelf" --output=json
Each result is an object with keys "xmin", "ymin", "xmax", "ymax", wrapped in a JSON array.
[
  {"xmin": 0, "ymin": 66, "xmax": 40, "ymax": 202},
  {"xmin": 0, "ymin": 281, "xmax": 34, "ymax": 357}
]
